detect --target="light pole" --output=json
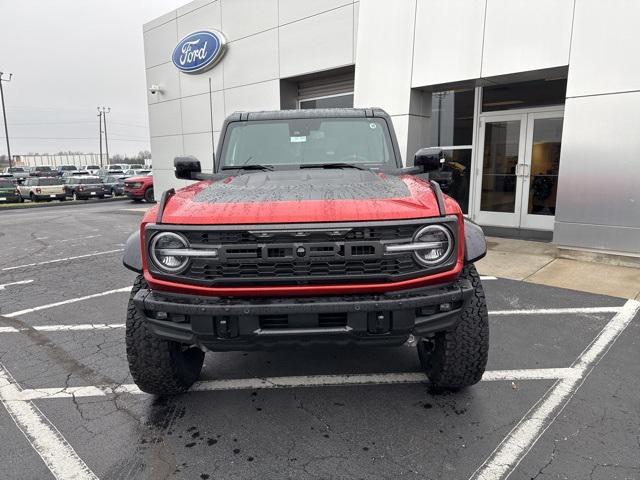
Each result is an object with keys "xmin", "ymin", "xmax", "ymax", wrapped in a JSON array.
[
  {"xmin": 0, "ymin": 72, "xmax": 13, "ymax": 169},
  {"xmin": 97, "ymin": 106, "xmax": 110, "ymax": 165},
  {"xmin": 97, "ymin": 109, "xmax": 103, "ymax": 167}
]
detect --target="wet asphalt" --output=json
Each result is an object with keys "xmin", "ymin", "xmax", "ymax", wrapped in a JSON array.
[{"xmin": 0, "ymin": 202, "xmax": 638, "ymax": 480}]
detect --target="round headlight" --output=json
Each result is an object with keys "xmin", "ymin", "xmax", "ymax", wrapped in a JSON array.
[
  {"xmin": 412, "ymin": 225, "xmax": 453, "ymax": 266},
  {"xmin": 150, "ymin": 232, "xmax": 189, "ymax": 273}
]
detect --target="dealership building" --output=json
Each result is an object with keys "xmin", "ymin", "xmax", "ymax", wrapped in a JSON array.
[{"xmin": 143, "ymin": 0, "xmax": 640, "ymax": 256}]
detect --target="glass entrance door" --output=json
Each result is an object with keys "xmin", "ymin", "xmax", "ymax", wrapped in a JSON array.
[
  {"xmin": 475, "ymin": 114, "xmax": 526, "ymax": 227},
  {"xmin": 520, "ymin": 112, "xmax": 563, "ymax": 230},
  {"xmin": 474, "ymin": 110, "xmax": 563, "ymax": 230}
]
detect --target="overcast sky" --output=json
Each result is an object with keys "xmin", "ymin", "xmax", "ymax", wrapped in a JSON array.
[{"xmin": 0, "ymin": 0, "xmax": 187, "ymax": 157}]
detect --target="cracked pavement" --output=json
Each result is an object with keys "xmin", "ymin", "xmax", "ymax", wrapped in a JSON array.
[{"xmin": 0, "ymin": 202, "xmax": 638, "ymax": 479}]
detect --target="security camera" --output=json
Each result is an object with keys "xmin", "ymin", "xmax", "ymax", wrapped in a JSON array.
[{"xmin": 148, "ymin": 84, "xmax": 161, "ymax": 95}]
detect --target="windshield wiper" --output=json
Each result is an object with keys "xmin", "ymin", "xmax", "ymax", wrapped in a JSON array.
[
  {"xmin": 300, "ymin": 163, "xmax": 368, "ymax": 170},
  {"xmin": 222, "ymin": 164, "xmax": 274, "ymax": 171}
]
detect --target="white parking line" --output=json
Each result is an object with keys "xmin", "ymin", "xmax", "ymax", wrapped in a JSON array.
[
  {"xmin": 4, "ymin": 367, "xmax": 578, "ymax": 401},
  {"xmin": 57, "ymin": 235, "xmax": 102, "ymax": 243},
  {"xmin": 490, "ymin": 306, "xmax": 622, "ymax": 316},
  {"xmin": 0, "ymin": 279, "xmax": 34, "ymax": 291},
  {"xmin": 480, "ymin": 276, "xmax": 497, "ymax": 280},
  {"xmin": 4, "ymin": 287, "xmax": 131, "ymax": 318},
  {"xmin": 0, "ymin": 324, "xmax": 126, "ymax": 333},
  {"xmin": 1, "ymin": 249, "xmax": 124, "ymax": 272},
  {"xmin": 0, "ymin": 363, "xmax": 98, "ymax": 480},
  {"xmin": 471, "ymin": 299, "xmax": 640, "ymax": 480}
]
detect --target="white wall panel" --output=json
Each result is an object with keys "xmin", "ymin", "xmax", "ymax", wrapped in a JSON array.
[
  {"xmin": 144, "ymin": 10, "xmax": 176, "ymax": 33},
  {"xmin": 279, "ymin": 5, "xmax": 354, "ymax": 78},
  {"xmin": 224, "ymin": 80, "xmax": 280, "ymax": 113},
  {"xmin": 179, "ymin": 66, "xmax": 224, "ymax": 98},
  {"xmin": 567, "ymin": 0, "xmax": 640, "ymax": 97},
  {"xmin": 412, "ymin": 0, "xmax": 484, "ymax": 87},
  {"xmin": 278, "ymin": 0, "xmax": 352, "ymax": 25},
  {"xmin": 143, "ymin": 20, "xmax": 178, "ymax": 68},
  {"xmin": 390, "ymin": 115, "xmax": 409, "ymax": 165},
  {"xmin": 354, "ymin": 0, "xmax": 415, "ymax": 116},
  {"xmin": 148, "ymin": 100, "xmax": 183, "ymax": 137},
  {"xmin": 223, "ymin": 29, "xmax": 279, "ymax": 89},
  {"xmin": 153, "ymin": 169, "xmax": 194, "ymax": 199},
  {"xmin": 221, "ymin": 0, "xmax": 278, "ymax": 41},
  {"xmin": 353, "ymin": 1, "xmax": 359, "ymax": 51},
  {"xmin": 555, "ymin": 92, "xmax": 640, "ymax": 233},
  {"xmin": 481, "ymin": 0, "xmax": 573, "ymax": 78},
  {"xmin": 183, "ymin": 132, "xmax": 216, "ymax": 171},
  {"xmin": 149, "ymin": 135, "xmax": 184, "ymax": 172},
  {"xmin": 145, "ymin": 62, "xmax": 181, "ymax": 105},
  {"xmin": 181, "ymin": 93, "xmax": 212, "ymax": 134},
  {"xmin": 177, "ymin": 0, "xmax": 215, "ymax": 18},
  {"xmin": 177, "ymin": 1, "xmax": 221, "ymax": 38}
]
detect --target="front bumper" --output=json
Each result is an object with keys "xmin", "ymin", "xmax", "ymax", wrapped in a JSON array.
[
  {"xmin": 126, "ymin": 188, "xmax": 145, "ymax": 199},
  {"xmin": 133, "ymin": 278, "xmax": 473, "ymax": 351}
]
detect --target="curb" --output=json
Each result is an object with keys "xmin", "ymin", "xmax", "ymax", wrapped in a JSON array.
[{"xmin": 0, "ymin": 196, "xmax": 131, "ymax": 211}]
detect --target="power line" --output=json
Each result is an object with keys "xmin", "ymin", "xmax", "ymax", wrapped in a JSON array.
[{"xmin": 1, "ymin": 136, "xmax": 149, "ymax": 142}]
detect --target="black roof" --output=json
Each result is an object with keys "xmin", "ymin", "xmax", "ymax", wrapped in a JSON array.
[{"xmin": 227, "ymin": 107, "xmax": 391, "ymax": 122}]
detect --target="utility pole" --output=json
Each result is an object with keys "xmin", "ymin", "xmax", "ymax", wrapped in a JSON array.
[
  {"xmin": 0, "ymin": 72, "xmax": 13, "ymax": 169},
  {"xmin": 97, "ymin": 109, "xmax": 103, "ymax": 167},
  {"xmin": 98, "ymin": 106, "xmax": 110, "ymax": 165}
]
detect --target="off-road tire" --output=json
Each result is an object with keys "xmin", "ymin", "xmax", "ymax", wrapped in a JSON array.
[
  {"xmin": 144, "ymin": 187, "xmax": 155, "ymax": 203},
  {"xmin": 126, "ymin": 275, "xmax": 204, "ymax": 395},
  {"xmin": 417, "ymin": 264, "xmax": 489, "ymax": 390}
]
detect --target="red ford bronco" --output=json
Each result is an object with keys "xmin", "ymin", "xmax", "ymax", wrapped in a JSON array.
[{"xmin": 123, "ymin": 108, "xmax": 488, "ymax": 395}]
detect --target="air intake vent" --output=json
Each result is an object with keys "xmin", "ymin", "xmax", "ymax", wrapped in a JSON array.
[
  {"xmin": 259, "ymin": 315, "xmax": 288, "ymax": 329},
  {"xmin": 350, "ymin": 245, "xmax": 376, "ymax": 256},
  {"xmin": 318, "ymin": 312, "xmax": 348, "ymax": 327}
]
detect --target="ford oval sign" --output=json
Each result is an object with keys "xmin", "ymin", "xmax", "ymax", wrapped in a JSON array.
[{"xmin": 172, "ymin": 30, "xmax": 227, "ymax": 74}]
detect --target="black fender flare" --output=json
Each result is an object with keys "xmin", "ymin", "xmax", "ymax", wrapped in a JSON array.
[
  {"xmin": 463, "ymin": 219, "xmax": 487, "ymax": 263},
  {"xmin": 123, "ymin": 230, "xmax": 143, "ymax": 273}
]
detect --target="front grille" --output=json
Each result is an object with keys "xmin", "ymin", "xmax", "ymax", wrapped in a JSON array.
[{"xmin": 146, "ymin": 219, "xmax": 457, "ymax": 287}]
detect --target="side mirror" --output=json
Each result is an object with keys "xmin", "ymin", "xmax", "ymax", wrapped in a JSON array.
[
  {"xmin": 414, "ymin": 147, "xmax": 445, "ymax": 172},
  {"xmin": 174, "ymin": 156, "xmax": 201, "ymax": 180}
]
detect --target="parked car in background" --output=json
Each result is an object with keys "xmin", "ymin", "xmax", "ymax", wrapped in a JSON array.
[
  {"xmin": 29, "ymin": 166, "xmax": 55, "ymax": 177},
  {"xmin": 62, "ymin": 170, "xmax": 90, "ymax": 177},
  {"xmin": 3, "ymin": 167, "xmax": 29, "ymax": 182},
  {"xmin": 18, "ymin": 177, "xmax": 66, "ymax": 202},
  {"xmin": 123, "ymin": 168, "xmax": 151, "ymax": 177},
  {"xmin": 99, "ymin": 168, "xmax": 124, "ymax": 179},
  {"xmin": 102, "ymin": 175, "xmax": 127, "ymax": 196},
  {"xmin": 63, "ymin": 176, "xmax": 107, "ymax": 200},
  {"xmin": 124, "ymin": 174, "xmax": 154, "ymax": 203},
  {"xmin": 0, "ymin": 178, "xmax": 21, "ymax": 203},
  {"xmin": 80, "ymin": 165, "xmax": 101, "ymax": 175},
  {"xmin": 55, "ymin": 165, "xmax": 78, "ymax": 176}
]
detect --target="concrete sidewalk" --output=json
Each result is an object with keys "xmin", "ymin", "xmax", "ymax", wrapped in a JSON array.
[{"xmin": 476, "ymin": 237, "xmax": 640, "ymax": 300}]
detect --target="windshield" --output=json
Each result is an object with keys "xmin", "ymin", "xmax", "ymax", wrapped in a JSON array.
[
  {"xmin": 79, "ymin": 177, "xmax": 100, "ymax": 184},
  {"xmin": 36, "ymin": 166, "xmax": 52, "ymax": 171},
  {"xmin": 60, "ymin": 166, "xmax": 76, "ymax": 170},
  {"xmin": 219, "ymin": 118, "xmax": 395, "ymax": 170},
  {"xmin": 8, "ymin": 167, "xmax": 24, "ymax": 173},
  {"xmin": 86, "ymin": 165, "xmax": 99, "ymax": 169},
  {"xmin": 39, "ymin": 178, "xmax": 62, "ymax": 186},
  {"xmin": 0, "ymin": 179, "xmax": 14, "ymax": 187}
]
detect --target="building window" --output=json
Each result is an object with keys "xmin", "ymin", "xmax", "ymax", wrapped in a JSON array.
[
  {"xmin": 482, "ymin": 78, "xmax": 567, "ymax": 112},
  {"xmin": 298, "ymin": 93, "xmax": 354, "ymax": 109},
  {"xmin": 429, "ymin": 88, "xmax": 475, "ymax": 213}
]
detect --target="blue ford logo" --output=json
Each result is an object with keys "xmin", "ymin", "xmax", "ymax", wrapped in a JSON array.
[{"xmin": 172, "ymin": 30, "xmax": 227, "ymax": 74}]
